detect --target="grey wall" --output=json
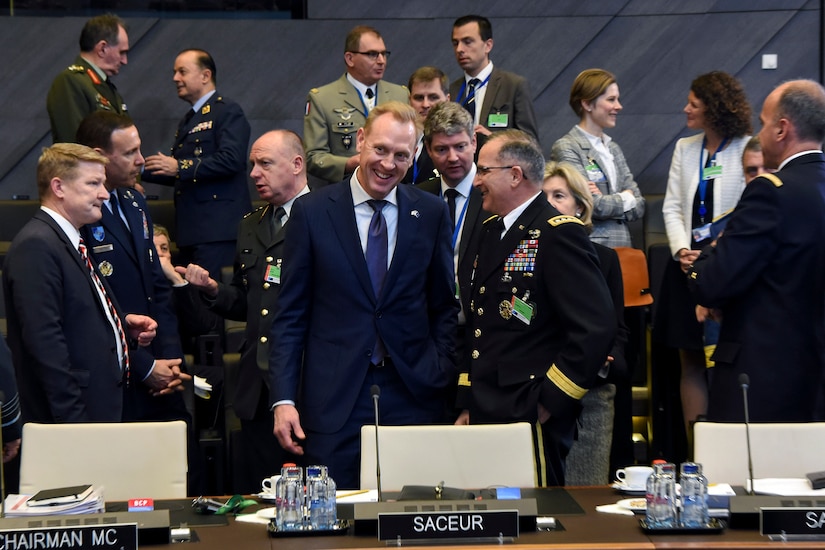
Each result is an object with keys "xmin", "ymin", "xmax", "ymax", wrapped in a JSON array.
[{"xmin": 0, "ymin": 0, "xmax": 819, "ymax": 199}]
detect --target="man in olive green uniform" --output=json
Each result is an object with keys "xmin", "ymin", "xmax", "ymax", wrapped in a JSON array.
[
  {"xmin": 47, "ymin": 14, "xmax": 130, "ymax": 144},
  {"xmin": 177, "ymin": 130, "xmax": 308, "ymax": 493},
  {"xmin": 303, "ymin": 25, "xmax": 408, "ymax": 184}
]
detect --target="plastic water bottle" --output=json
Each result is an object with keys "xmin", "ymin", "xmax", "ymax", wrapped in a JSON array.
[
  {"xmin": 646, "ymin": 461, "xmax": 677, "ymax": 528},
  {"xmin": 325, "ymin": 473, "xmax": 337, "ymax": 529},
  {"xmin": 306, "ymin": 465, "xmax": 327, "ymax": 530},
  {"xmin": 680, "ymin": 462, "xmax": 709, "ymax": 527},
  {"xmin": 275, "ymin": 464, "xmax": 303, "ymax": 531}
]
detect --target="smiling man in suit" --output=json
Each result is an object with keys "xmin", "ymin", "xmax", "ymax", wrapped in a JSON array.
[
  {"xmin": 3, "ymin": 144, "xmax": 178, "ymax": 423},
  {"xmin": 450, "ymin": 15, "xmax": 539, "ymax": 150},
  {"xmin": 270, "ymin": 102, "xmax": 458, "ymax": 488},
  {"xmin": 304, "ymin": 25, "xmax": 409, "ymax": 185},
  {"xmin": 143, "ymin": 48, "xmax": 251, "ymax": 279},
  {"xmin": 76, "ymin": 111, "xmax": 190, "ymax": 423}
]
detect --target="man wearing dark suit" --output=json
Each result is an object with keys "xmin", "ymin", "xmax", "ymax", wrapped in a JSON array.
[
  {"xmin": 449, "ymin": 15, "xmax": 539, "ymax": 152},
  {"xmin": 457, "ymin": 130, "xmax": 614, "ymax": 486},
  {"xmin": 2, "ymin": 144, "xmax": 181, "ymax": 424},
  {"xmin": 180, "ymin": 130, "xmax": 308, "ymax": 493},
  {"xmin": 270, "ymin": 102, "xmax": 459, "ymax": 489},
  {"xmin": 304, "ymin": 26, "xmax": 409, "ymax": 185},
  {"xmin": 402, "ymin": 66, "xmax": 450, "ymax": 184},
  {"xmin": 417, "ymin": 101, "xmax": 487, "ymax": 419},
  {"xmin": 76, "ymin": 112, "xmax": 189, "ymax": 422},
  {"xmin": 47, "ymin": 14, "xmax": 130, "ymax": 144},
  {"xmin": 143, "ymin": 49, "xmax": 251, "ymax": 279},
  {"xmin": 688, "ymin": 80, "xmax": 825, "ymax": 422}
]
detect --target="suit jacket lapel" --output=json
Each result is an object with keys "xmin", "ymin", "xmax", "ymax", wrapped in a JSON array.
[
  {"xmin": 479, "ymin": 69, "xmax": 501, "ymax": 126},
  {"xmin": 381, "ymin": 185, "xmax": 418, "ymax": 300},
  {"xmin": 458, "ymin": 187, "xmax": 484, "ymax": 264},
  {"xmin": 337, "ymin": 75, "xmax": 367, "ymax": 117},
  {"xmin": 327, "ymin": 184, "xmax": 376, "ymax": 300},
  {"xmin": 574, "ymin": 129, "xmax": 612, "ymax": 193}
]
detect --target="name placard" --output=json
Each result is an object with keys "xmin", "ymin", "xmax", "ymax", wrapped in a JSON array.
[
  {"xmin": 377, "ymin": 510, "xmax": 518, "ymax": 541},
  {"xmin": 761, "ymin": 507, "xmax": 825, "ymax": 538},
  {"xmin": 0, "ymin": 523, "xmax": 137, "ymax": 550}
]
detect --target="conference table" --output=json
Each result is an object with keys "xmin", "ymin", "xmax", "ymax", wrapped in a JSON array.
[{"xmin": 144, "ymin": 487, "xmax": 825, "ymax": 549}]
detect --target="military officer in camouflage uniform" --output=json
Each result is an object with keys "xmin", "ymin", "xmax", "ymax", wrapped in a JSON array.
[
  {"xmin": 456, "ymin": 130, "xmax": 615, "ymax": 486},
  {"xmin": 303, "ymin": 25, "xmax": 408, "ymax": 185},
  {"xmin": 47, "ymin": 14, "xmax": 130, "ymax": 144}
]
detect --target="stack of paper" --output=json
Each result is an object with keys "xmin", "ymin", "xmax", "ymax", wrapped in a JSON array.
[{"xmin": 4, "ymin": 487, "xmax": 105, "ymax": 517}]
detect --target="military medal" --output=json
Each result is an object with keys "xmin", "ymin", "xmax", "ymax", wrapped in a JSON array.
[
  {"xmin": 499, "ymin": 300, "xmax": 513, "ymax": 320},
  {"xmin": 141, "ymin": 211, "xmax": 149, "ymax": 239},
  {"xmin": 503, "ymin": 238, "xmax": 539, "ymax": 273},
  {"xmin": 342, "ymin": 134, "xmax": 352, "ymax": 150},
  {"xmin": 98, "ymin": 261, "xmax": 114, "ymax": 277}
]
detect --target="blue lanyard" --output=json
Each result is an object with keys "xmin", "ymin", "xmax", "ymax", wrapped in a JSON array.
[
  {"xmin": 446, "ymin": 190, "xmax": 470, "ymax": 249},
  {"xmin": 457, "ymin": 74, "xmax": 491, "ymax": 107},
  {"xmin": 355, "ymin": 86, "xmax": 375, "ymax": 118},
  {"xmin": 697, "ymin": 135, "xmax": 728, "ymax": 221}
]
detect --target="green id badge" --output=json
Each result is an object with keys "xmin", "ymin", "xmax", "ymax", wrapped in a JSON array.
[
  {"xmin": 488, "ymin": 113, "xmax": 509, "ymax": 128},
  {"xmin": 703, "ymin": 164, "xmax": 723, "ymax": 179},
  {"xmin": 264, "ymin": 264, "xmax": 281, "ymax": 284},
  {"xmin": 511, "ymin": 295, "xmax": 533, "ymax": 325}
]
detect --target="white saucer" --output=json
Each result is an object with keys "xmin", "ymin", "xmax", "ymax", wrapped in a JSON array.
[
  {"xmin": 611, "ymin": 482, "xmax": 646, "ymax": 495},
  {"xmin": 255, "ymin": 492, "xmax": 278, "ymax": 501}
]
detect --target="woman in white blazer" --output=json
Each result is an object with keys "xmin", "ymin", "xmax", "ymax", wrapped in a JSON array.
[{"xmin": 659, "ymin": 71, "xmax": 752, "ymax": 433}]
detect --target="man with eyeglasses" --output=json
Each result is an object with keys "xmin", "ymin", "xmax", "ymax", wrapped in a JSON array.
[
  {"xmin": 304, "ymin": 25, "xmax": 409, "ymax": 186},
  {"xmin": 457, "ymin": 130, "xmax": 614, "ymax": 486},
  {"xmin": 270, "ymin": 102, "xmax": 458, "ymax": 489}
]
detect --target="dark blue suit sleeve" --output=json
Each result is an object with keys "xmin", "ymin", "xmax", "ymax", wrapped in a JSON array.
[{"xmin": 0, "ymin": 336, "xmax": 22, "ymax": 441}]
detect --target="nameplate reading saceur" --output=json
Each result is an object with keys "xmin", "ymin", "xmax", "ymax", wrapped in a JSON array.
[
  {"xmin": 761, "ymin": 507, "xmax": 825, "ymax": 537},
  {"xmin": 0, "ymin": 523, "xmax": 137, "ymax": 550},
  {"xmin": 377, "ymin": 510, "xmax": 519, "ymax": 541}
]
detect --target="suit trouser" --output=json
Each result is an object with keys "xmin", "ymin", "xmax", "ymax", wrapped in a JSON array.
[{"xmin": 300, "ymin": 362, "xmax": 445, "ymax": 489}]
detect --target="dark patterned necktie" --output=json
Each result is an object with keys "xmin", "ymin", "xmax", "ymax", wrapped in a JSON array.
[
  {"xmin": 445, "ymin": 188, "xmax": 459, "ymax": 229},
  {"xmin": 466, "ymin": 78, "xmax": 481, "ymax": 119},
  {"xmin": 366, "ymin": 199, "xmax": 388, "ymax": 364},
  {"xmin": 79, "ymin": 238, "xmax": 130, "ymax": 384}
]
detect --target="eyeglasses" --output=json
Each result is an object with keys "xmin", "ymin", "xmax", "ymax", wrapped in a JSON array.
[
  {"xmin": 477, "ymin": 165, "xmax": 516, "ymax": 175},
  {"xmin": 350, "ymin": 50, "xmax": 391, "ymax": 60}
]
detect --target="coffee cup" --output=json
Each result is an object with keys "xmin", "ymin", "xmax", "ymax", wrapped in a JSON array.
[
  {"xmin": 261, "ymin": 475, "xmax": 281, "ymax": 495},
  {"xmin": 615, "ymin": 466, "xmax": 653, "ymax": 489}
]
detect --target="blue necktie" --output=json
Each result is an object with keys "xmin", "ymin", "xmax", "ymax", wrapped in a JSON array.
[{"xmin": 366, "ymin": 199, "xmax": 388, "ymax": 364}]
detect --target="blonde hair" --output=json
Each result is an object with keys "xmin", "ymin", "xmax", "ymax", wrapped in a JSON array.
[
  {"xmin": 364, "ymin": 101, "xmax": 422, "ymax": 142},
  {"xmin": 37, "ymin": 143, "xmax": 107, "ymax": 199},
  {"xmin": 543, "ymin": 161, "xmax": 593, "ymax": 229}
]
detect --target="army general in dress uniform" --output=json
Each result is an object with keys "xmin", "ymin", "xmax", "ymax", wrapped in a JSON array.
[
  {"xmin": 456, "ymin": 130, "xmax": 615, "ymax": 487},
  {"xmin": 47, "ymin": 14, "xmax": 130, "ymax": 144},
  {"xmin": 304, "ymin": 25, "xmax": 408, "ymax": 185}
]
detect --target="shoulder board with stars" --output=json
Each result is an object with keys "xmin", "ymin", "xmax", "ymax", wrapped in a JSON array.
[
  {"xmin": 547, "ymin": 215, "xmax": 584, "ymax": 227},
  {"xmin": 482, "ymin": 214, "xmax": 499, "ymax": 225},
  {"xmin": 243, "ymin": 204, "xmax": 266, "ymax": 219}
]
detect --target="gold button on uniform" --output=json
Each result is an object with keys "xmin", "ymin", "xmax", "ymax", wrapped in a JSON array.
[
  {"xmin": 477, "ymin": 308, "xmax": 484, "ymax": 316},
  {"xmin": 479, "ymin": 286, "xmax": 486, "ymax": 294},
  {"xmin": 266, "ymin": 256, "xmax": 273, "ymax": 263},
  {"xmin": 263, "ymin": 282, "xmax": 271, "ymax": 290},
  {"xmin": 471, "ymin": 350, "xmax": 479, "ymax": 359},
  {"xmin": 260, "ymin": 336, "xmax": 268, "ymax": 344},
  {"xmin": 474, "ymin": 329, "xmax": 481, "ymax": 338},
  {"xmin": 261, "ymin": 309, "xmax": 269, "ymax": 316}
]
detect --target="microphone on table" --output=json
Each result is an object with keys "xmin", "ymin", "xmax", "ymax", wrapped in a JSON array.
[
  {"xmin": 370, "ymin": 385, "xmax": 382, "ymax": 502},
  {"xmin": 739, "ymin": 373, "xmax": 755, "ymax": 495}
]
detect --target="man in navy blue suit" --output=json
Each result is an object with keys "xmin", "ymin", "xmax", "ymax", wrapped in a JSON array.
[
  {"xmin": 3, "ymin": 144, "xmax": 172, "ymax": 423},
  {"xmin": 270, "ymin": 101, "xmax": 459, "ymax": 489},
  {"xmin": 143, "ymin": 48, "xmax": 251, "ymax": 279},
  {"xmin": 76, "ymin": 111, "xmax": 190, "ymax": 422}
]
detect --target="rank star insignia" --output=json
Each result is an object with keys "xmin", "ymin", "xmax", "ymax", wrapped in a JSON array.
[
  {"xmin": 124, "ymin": 189, "xmax": 134, "ymax": 200},
  {"xmin": 180, "ymin": 159, "xmax": 193, "ymax": 170},
  {"xmin": 201, "ymin": 105, "xmax": 211, "ymax": 115},
  {"xmin": 98, "ymin": 261, "xmax": 114, "ymax": 277},
  {"xmin": 499, "ymin": 300, "xmax": 513, "ymax": 320}
]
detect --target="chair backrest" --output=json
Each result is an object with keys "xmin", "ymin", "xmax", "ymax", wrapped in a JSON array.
[
  {"xmin": 614, "ymin": 247, "xmax": 653, "ymax": 307},
  {"xmin": 359, "ymin": 423, "xmax": 535, "ymax": 491},
  {"xmin": 693, "ymin": 421, "xmax": 825, "ymax": 485},
  {"xmin": 20, "ymin": 421, "xmax": 188, "ymax": 501}
]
